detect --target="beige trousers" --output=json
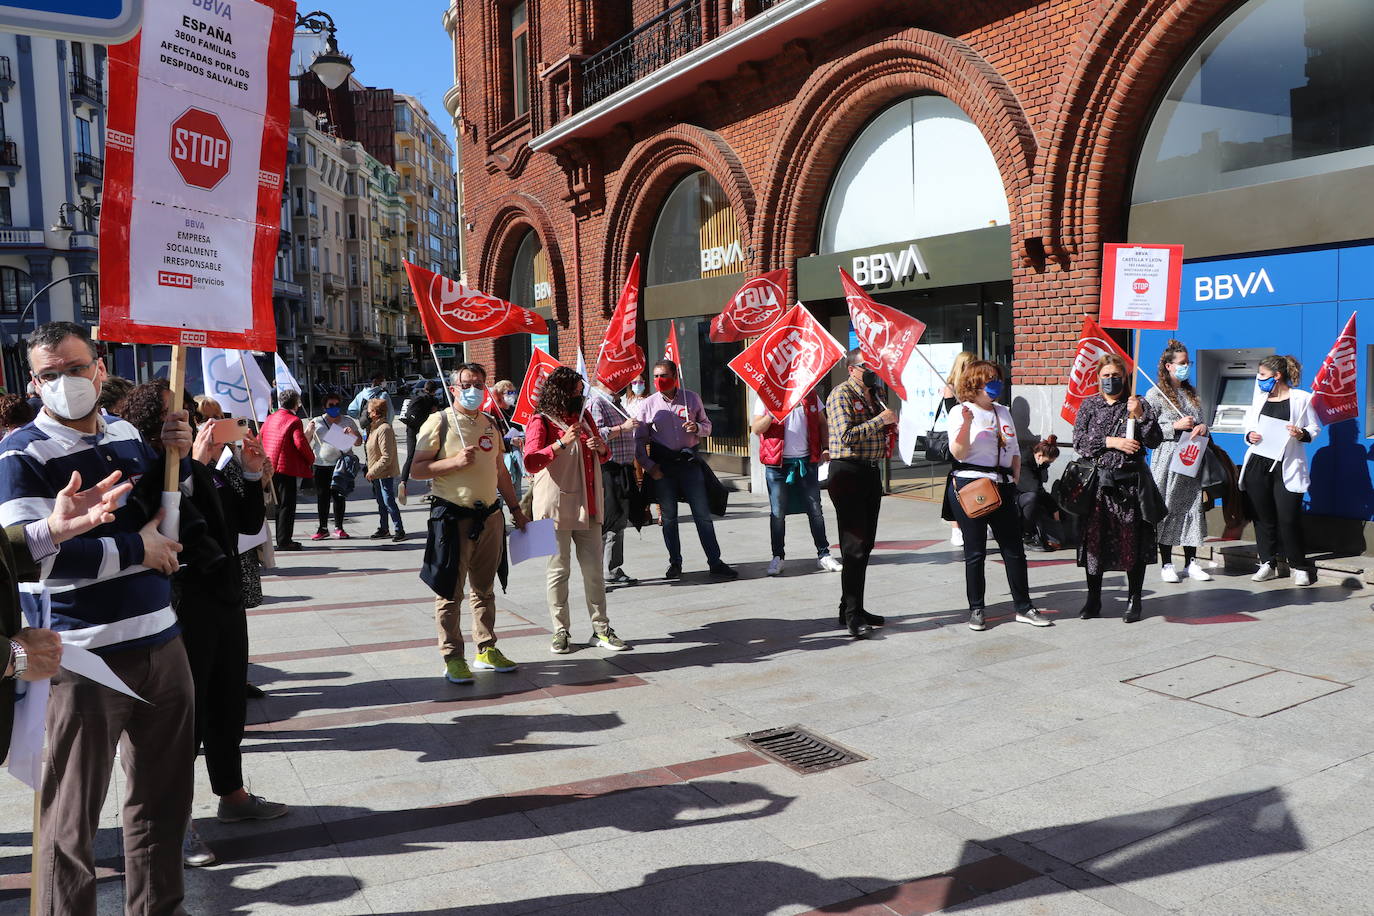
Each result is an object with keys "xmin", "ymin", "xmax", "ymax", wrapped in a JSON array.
[
  {"xmin": 547, "ymin": 527, "xmax": 609, "ymax": 635},
  {"xmin": 434, "ymin": 511, "xmax": 503, "ymax": 659}
]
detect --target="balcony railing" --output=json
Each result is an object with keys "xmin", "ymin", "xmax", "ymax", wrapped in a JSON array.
[
  {"xmin": 0, "ymin": 57, "xmax": 12, "ymax": 85},
  {"xmin": 70, "ymin": 72, "xmax": 102, "ymax": 105},
  {"xmin": 74, "ymin": 152, "xmax": 103, "ymax": 182},
  {"xmin": 582, "ymin": 0, "xmax": 702, "ymax": 108},
  {"xmin": 0, "ymin": 139, "xmax": 17, "ymax": 168}
]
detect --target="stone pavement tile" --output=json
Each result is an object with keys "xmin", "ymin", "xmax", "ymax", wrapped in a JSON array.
[
  {"xmin": 1313, "ymin": 826, "xmax": 1374, "ymax": 875},
  {"xmin": 1007, "ymin": 698, "xmax": 1234, "ymax": 769},
  {"xmin": 471, "ymin": 740, "xmax": 660, "ymax": 795},
  {"xmin": 888, "ymin": 743, "xmax": 1078, "ymax": 810},
  {"xmin": 1223, "ymin": 769, "xmax": 1374, "ymax": 849},
  {"xmin": 1190, "ymin": 670, "xmax": 1350, "ymax": 717},
  {"xmin": 336, "ymin": 811, "xmax": 554, "ymax": 889},
  {"xmin": 831, "ymin": 700, "xmax": 1044, "ymax": 780},
  {"xmin": 302, "ymin": 759, "xmax": 500, "ymax": 818},
  {"xmin": 939, "ymin": 875, "xmax": 1119, "ymax": 914},
  {"xmin": 1124, "ymin": 655, "xmax": 1274, "ymax": 699},
  {"xmin": 358, "ymin": 848, "xmax": 601, "ymax": 914},
  {"xmin": 610, "ymin": 851, "xmax": 866, "ymax": 916},
  {"xmin": 1090, "ymin": 726, "xmax": 1272, "ymax": 798},
  {"xmin": 1180, "ymin": 852, "xmax": 1374, "ymax": 916},
  {"xmin": 281, "ymin": 728, "xmax": 466, "ymax": 789},
  {"xmin": 179, "ymin": 847, "xmax": 364, "ymax": 915},
  {"xmin": 622, "ymin": 726, "xmax": 754, "ymax": 768},
  {"xmin": 792, "ymin": 818, "xmax": 994, "ymax": 894},
  {"xmin": 953, "ymin": 765, "xmax": 1158, "ymax": 844},
  {"xmin": 522, "ymin": 781, "xmax": 733, "ymax": 849}
]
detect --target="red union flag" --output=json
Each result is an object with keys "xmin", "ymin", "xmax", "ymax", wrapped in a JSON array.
[
  {"xmin": 729, "ymin": 303, "xmax": 845, "ymax": 421},
  {"xmin": 840, "ymin": 268, "xmax": 926, "ymax": 400},
  {"xmin": 664, "ymin": 323, "xmax": 680, "ymax": 365},
  {"xmin": 709, "ymin": 269, "xmax": 789, "ymax": 342},
  {"xmin": 1312, "ymin": 312, "xmax": 1358, "ymax": 426},
  {"xmin": 596, "ymin": 255, "xmax": 646, "ymax": 392},
  {"xmin": 511, "ymin": 348, "xmax": 563, "ymax": 427},
  {"xmin": 404, "ymin": 261, "xmax": 548, "ymax": 343},
  {"xmin": 1061, "ymin": 318, "xmax": 1134, "ymax": 425}
]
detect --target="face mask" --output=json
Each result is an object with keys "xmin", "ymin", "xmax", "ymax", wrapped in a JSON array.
[
  {"xmin": 503, "ymin": 392, "xmax": 516, "ymax": 407},
  {"xmin": 1257, "ymin": 375, "xmax": 1277, "ymax": 393},
  {"xmin": 325, "ymin": 405, "xmax": 341, "ymax": 418},
  {"xmin": 983, "ymin": 379, "xmax": 1004, "ymax": 400},
  {"xmin": 631, "ymin": 381, "xmax": 646, "ymax": 396},
  {"xmin": 1172, "ymin": 364, "xmax": 1190, "ymax": 382},
  {"xmin": 654, "ymin": 377, "xmax": 675, "ymax": 394},
  {"xmin": 1100, "ymin": 376, "xmax": 1124, "ymax": 397},
  {"xmin": 40, "ymin": 374, "xmax": 98, "ymax": 421},
  {"xmin": 860, "ymin": 369, "xmax": 880, "ymax": 389},
  {"xmin": 568, "ymin": 395, "xmax": 585, "ymax": 415},
  {"xmin": 457, "ymin": 387, "xmax": 483, "ymax": 410}
]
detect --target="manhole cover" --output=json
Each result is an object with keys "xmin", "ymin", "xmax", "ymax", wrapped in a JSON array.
[{"xmin": 733, "ymin": 725, "xmax": 867, "ymax": 774}]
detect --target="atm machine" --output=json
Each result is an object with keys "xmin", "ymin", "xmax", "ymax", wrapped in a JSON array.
[{"xmin": 1197, "ymin": 347, "xmax": 1273, "ymax": 442}]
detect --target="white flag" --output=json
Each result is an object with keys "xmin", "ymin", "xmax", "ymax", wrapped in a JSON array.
[
  {"xmin": 274, "ymin": 353, "xmax": 302, "ymax": 394},
  {"xmin": 8, "ymin": 585, "xmax": 49, "ymax": 790},
  {"xmin": 201, "ymin": 349, "xmax": 272, "ymax": 423},
  {"xmin": 575, "ymin": 349, "xmax": 591, "ymax": 389}
]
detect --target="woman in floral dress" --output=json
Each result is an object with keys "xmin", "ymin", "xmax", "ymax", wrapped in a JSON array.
[{"xmin": 1146, "ymin": 340, "xmax": 1211, "ymax": 585}]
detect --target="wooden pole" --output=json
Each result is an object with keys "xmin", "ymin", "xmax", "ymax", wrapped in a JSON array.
[
  {"xmin": 164, "ymin": 345, "xmax": 187, "ymax": 492},
  {"xmin": 29, "ymin": 782, "xmax": 39, "ymax": 916}
]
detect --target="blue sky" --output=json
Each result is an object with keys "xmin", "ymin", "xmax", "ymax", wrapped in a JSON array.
[{"xmin": 303, "ymin": 1, "xmax": 454, "ymax": 124}]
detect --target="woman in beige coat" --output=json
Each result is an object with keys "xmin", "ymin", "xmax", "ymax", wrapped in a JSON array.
[
  {"xmin": 524, "ymin": 367, "xmax": 629, "ymax": 654},
  {"xmin": 364, "ymin": 397, "xmax": 405, "ymax": 541}
]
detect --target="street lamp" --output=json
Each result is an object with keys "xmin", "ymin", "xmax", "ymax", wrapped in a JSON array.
[
  {"xmin": 50, "ymin": 200, "xmax": 101, "ymax": 235},
  {"xmin": 295, "ymin": 11, "xmax": 354, "ymax": 90}
]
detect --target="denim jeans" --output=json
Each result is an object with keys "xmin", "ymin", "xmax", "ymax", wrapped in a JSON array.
[
  {"xmin": 764, "ymin": 461, "xmax": 829, "ymax": 559},
  {"xmin": 654, "ymin": 460, "xmax": 722, "ymax": 567},
  {"xmin": 372, "ymin": 476, "xmax": 402, "ymax": 531}
]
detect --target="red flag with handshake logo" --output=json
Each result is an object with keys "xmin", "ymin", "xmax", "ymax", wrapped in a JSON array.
[
  {"xmin": 1311, "ymin": 312, "xmax": 1358, "ymax": 425},
  {"xmin": 403, "ymin": 261, "xmax": 548, "ymax": 343},
  {"xmin": 709, "ymin": 270, "xmax": 789, "ymax": 342},
  {"xmin": 840, "ymin": 268, "xmax": 926, "ymax": 400},
  {"xmin": 1061, "ymin": 318, "xmax": 1134, "ymax": 425},
  {"xmin": 596, "ymin": 255, "xmax": 647, "ymax": 392},
  {"xmin": 511, "ymin": 348, "xmax": 563, "ymax": 427},
  {"xmin": 729, "ymin": 303, "xmax": 845, "ymax": 422}
]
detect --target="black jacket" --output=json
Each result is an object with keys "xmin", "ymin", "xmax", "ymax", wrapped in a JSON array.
[
  {"xmin": 172, "ymin": 460, "xmax": 265, "ymax": 619},
  {"xmin": 403, "ymin": 393, "xmax": 438, "ymax": 431},
  {"xmin": 1017, "ymin": 447, "xmax": 1051, "ymax": 496}
]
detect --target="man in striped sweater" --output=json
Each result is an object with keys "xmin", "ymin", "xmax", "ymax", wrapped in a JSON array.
[{"xmin": 0, "ymin": 322, "xmax": 191, "ymax": 916}]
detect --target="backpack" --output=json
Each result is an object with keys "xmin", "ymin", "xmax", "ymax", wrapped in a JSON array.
[{"xmin": 331, "ymin": 453, "xmax": 361, "ymax": 496}]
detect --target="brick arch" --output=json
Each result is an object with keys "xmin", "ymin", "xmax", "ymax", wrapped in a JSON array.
[
  {"xmin": 1033, "ymin": 0, "xmax": 1243, "ymax": 267},
  {"xmin": 600, "ymin": 124, "xmax": 756, "ymax": 311},
  {"xmin": 756, "ymin": 26, "xmax": 1038, "ymax": 292},
  {"xmin": 478, "ymin": 191, "xmax": 569, "ymax": 326}
]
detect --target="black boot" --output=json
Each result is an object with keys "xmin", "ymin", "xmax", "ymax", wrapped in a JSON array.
[
  {"xmin": 837, "ymin": 604, "xmax": 847, "ymax": 629},
  {"xmin": 1123, "ymin": 595, "xmax": 1142, "ymax": 623},
  {"xmin": 845, "ymin": 611, "xmax": 872, "ymax": 639},
  {"xmin": 861, "ymin": 610, "xmax": 886, "ymax": 627},
  {"xmin": 1078, "ymin": 595, "xmax": 1101, "ymax": 619}
]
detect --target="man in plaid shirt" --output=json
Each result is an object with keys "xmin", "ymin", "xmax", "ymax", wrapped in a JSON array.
[
  {"xmin": 590, "ymin": 390, "xmax": 640, "ymax": 586},
  {"xmin": 825, "ymin": 349, "xmax": 897, "ymax": 639}
]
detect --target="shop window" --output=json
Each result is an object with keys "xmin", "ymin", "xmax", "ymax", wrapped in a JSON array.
[
  {"xmin": 1133, "ymin": 0, "xmax": 1374, "ymax": 205},
  {"xmin": 818, "ymin": 95, "xmax": 1008, "ymax": 254},
  {"xmin": 646, "ymin": 170, "xmax": 742, "ymax": 286}
]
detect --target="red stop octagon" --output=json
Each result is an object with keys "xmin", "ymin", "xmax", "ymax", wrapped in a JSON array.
[{"xmin": 169, "ymin": 108, "xmax": 232, "ymax": 191}]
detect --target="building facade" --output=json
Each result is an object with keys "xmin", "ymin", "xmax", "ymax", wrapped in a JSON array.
[{"xmin": 449, "ymin": 0, "xmax": 1374, "ymax": 548}]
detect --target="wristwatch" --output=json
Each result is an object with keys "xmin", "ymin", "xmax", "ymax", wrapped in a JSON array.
[{"xmin": 8, "ymin": 640, "xmax": 26, "ymax": 680}]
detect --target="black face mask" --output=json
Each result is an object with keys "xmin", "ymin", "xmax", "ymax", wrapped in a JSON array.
[
  {"xmin": 860, "ymin": 369, "xmax": 881, "ymax": 390},
  {"xmin": 1100, "ymin": 376, "xmax": 1124, "ymax": 397},
  {"xmin": 567, "ymin": 395, "xmax": 585, "ymax": 415}
]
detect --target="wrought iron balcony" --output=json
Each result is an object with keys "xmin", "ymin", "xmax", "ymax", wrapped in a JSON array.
[
  {"xmin": 0, "ymin": 138, "xmax": 17, "ymax": 169},
  {"xmin": 74, "ymin": 152, "xmax": 103, "ymax": 183},
  {"xmin": 582, "ymin": 0, "xmax": 702, "ymax": 108},
  {"xmin": 0, "ymin": 57, "xmax": 12, "ymax": 87},
  {"xmin": 70, "ymin": 72, "xmax": 102, "ymax": 106}
]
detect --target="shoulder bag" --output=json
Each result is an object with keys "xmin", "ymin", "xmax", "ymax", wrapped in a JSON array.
[
  {"xmin": 1055, "ymin": 457, "xmax": 1099, "ymax": 516},
  {"xmin": 955, "ymin": 413, "xmax": 1004, "ymax": 519},
  {"xmin": 924, "ymin": 400, "xmax": 951, "ymax": 463}
]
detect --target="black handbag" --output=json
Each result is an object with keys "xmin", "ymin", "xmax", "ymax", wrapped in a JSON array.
[
  {"xmin": 1200, "ymin": 443, "xmax": 1229, "ymax": 490},
  {"xmin": 1138, "ymin": 468, "xmax": 1168, "ymax": 525},
  {"xmin": 924, "ymin": 401, "xmax": 951, "ymax": 463},
  {"xmin": 1056, "ymin": 457, "xmax": 1099, "ymax": 516}
]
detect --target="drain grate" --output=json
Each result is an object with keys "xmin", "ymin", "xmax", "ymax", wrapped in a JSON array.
[{"xmin": 733, "ymin": 725, "xmax": 867, "ymax": 774}]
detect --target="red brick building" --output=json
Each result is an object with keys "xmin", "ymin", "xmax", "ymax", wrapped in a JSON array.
[{"xmin": 448, "ymin": 0, "xmax": 1374, "ymax": 532}]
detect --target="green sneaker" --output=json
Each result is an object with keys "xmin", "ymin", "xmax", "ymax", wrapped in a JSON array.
[
  {"xmin": 473, "ymin": 647, "xmax": 517, "ymax": 672},
  {"xmin": 550, "ymin": 629, "xmax": 571, "ymax": 654},
  {"xmin": 444, "ymin": 657, "xmax": 473, "ymax": 684},
  {"xmin": 594, "ymin": 628, "xmax": 629, "ymax": 652}
]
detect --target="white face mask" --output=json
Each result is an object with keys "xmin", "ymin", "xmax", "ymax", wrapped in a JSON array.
[
  {"xmin": 503, "ymin": 392, "xmax": 516, "ymax": 407},
  {"xmin": 630, "ymin": 381, "xmax": 646, "ymax": 396},
  {"xmin": 40, "ymin": 374, "xmax": 98, "ymax": 421}
]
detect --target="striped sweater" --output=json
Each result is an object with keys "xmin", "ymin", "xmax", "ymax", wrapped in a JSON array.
[{"xmin": 0, "ymin": 411, "xmax": 177, "ymax": 655}]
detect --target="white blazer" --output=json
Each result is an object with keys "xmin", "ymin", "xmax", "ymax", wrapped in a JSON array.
[{"xmin": 1239, "ymin": 387, "xmax": 1320, "ymax": 494}]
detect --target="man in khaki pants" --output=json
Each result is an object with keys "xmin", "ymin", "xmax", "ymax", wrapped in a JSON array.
[
  {"xmin": 521, "ymin": 367, "xmax": 630, "ymax": 654},
  {"xmin": 411, "ymin": 363, "xmax": 528, "ymax": 684}
]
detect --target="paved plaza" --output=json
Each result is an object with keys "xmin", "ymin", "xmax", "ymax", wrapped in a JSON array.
[{"xmin": 3, "ymin": 479, "xmax": 1374, "ymax": 915}]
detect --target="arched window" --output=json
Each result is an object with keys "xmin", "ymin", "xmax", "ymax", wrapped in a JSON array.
[
  {"xmin": 819, "ymin": 95, "xmax": 1008, "ymax": 254},
  {"xmin": 646, "ymin": 170, "xmax": 742, "ymax": 286},
  {"xmin": 509, "ymin": 229, "xmax": 552, "ymax": 312},
  {"xmin": 0, "ymin": 266, "xmax": 33, "ymax": 315},
  {"xmin": 1133, "ymin": 0, "xmax": 1374, "ymax": 205}
]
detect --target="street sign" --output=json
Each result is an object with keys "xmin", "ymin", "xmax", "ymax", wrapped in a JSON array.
[
  {"xmin": 0, "ymin": 0, "xmax": 143, "ymax": 43},
  {"xmin": 433, "ymin": 345, "xmax": 456, "ymax": 359}
]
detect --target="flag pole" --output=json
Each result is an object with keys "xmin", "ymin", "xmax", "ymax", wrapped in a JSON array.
[
  {"xmin": 159, "ymin": 345, "xmax": 187, "ymax": 539},
  {"xmin": 237, "ymin": 351, "xmax": 263, "ymax": 435},
  {"xmin": 428, "ymin": 341, "xmax": 467, "ymax": 448}
]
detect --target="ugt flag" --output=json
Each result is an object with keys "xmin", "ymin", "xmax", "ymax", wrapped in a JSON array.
[
  {"xmin": 202, "ymin": 349, "xmax": 272, "ymax": 423},
  {"xmin": 664, "ymin": 323, "xmax": 681, "ymax": 365},
  {"xmin": 840, "ymin": 268, "xmax": 927, "ymax": 401},
  {"xmin": 729, "ymin": 303, "xmax": 844, "ymax": 422},
  {"xmin": 511, "ymin": 348, "xmax": 563, "ymax": 427},
  {"xmin": 404, "ymin": 261, "xmax": 548, "ymax": 343},
  {"xmin": 709, "ymin": 270, "xmax": 788, "ymax": 342},
  {"xmin": 1061, "ymin": 318, "xmax": 1133, "ymax": 425},
  {"xmin": 595, "ymin": 255, "xmax": 646, "ymax": 393},
  {"xmin": 1311, "ymin": 312, "xmax": 1358, "ymax": 426}
]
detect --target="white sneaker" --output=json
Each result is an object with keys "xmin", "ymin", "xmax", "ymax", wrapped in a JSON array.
[
  {"xmin": 767, "ymin": 556, "xmax": 784, "ymax": 577},
  {"xmin": 818, "ymin": 554, "xmax": 842, "ymax": 573},
  {"xmin": 1160, "ymin": 563, "xmax": 1181, "ymax": 583},
  {"xmin": 397, "ymin": 482, "xmax": 408, "ymax": 506},
  {"xmin": 1294, "ymin": 569, "xmax": 1313, "ymax": 587},
  {"xmin": 951, "ymin": 528, "xmax": 964, "ymax": 547},
  {"xmin": 1187, "ymin": 560, "xmax": 1213, "ymax": 582},
  {"xmin": 1252, "ymin": 562, "xmax": 1278, "ymax": 582}
]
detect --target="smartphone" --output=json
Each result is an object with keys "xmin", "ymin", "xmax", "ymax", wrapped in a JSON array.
[{"xmin": 210, "ymin": 417, "xmax": 249, "ymax": 445}]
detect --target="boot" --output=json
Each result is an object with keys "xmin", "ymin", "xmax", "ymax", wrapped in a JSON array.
[
  {"xmin": 860, "ymin": 610, "xmax": 886, "ymax": 627},
  {"xmin": 1123, "ymin": 595, "xmax": 1142, "ymax": 624},
  {"xmin": 836, "ymin": 604, "xmax": 847, "ymax": 629},
  {"xmin": 845, "ymin": 611, "xmax": 872, "ymax": 640},
  {"xmin": 1078, "ymin": 595, "xmax": 1101, "ymax": 619}
]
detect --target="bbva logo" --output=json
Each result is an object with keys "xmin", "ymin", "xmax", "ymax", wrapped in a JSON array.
[{"xmin": 1194, "ymin": 268, "xmax": 1275, "ymax": 301}]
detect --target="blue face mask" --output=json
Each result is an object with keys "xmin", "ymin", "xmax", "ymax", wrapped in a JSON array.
[
  {"xmin": 983, "ymin": 379, "xmax": 1003, "ymax": 400},
  {"xmin": 324, "ymin": 405, "xmax": 341, "ymax": 418},
  {"xmin": 457, "ymin": 387, "xmax": 483, "ymax": 410},
  {"xmin": 1172, "ymin": 364, "xmax": 1190, "ymax": 382},
  {"xmin": 1257, "ymin": 375, "xmax": 1277, "ymax": 393}
]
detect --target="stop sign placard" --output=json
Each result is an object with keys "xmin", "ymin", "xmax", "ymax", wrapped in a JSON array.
[{"xmin": 170, "ymin": 107, "xmax": 231, "ymax": 191}]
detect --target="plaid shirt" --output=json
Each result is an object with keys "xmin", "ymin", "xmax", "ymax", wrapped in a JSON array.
[
  {"xmin": 826, "ymin": 376, "xmax": 888, "ymax": 462},
  {"xmin": 589, "ymin": 395, "xmax": 638, "ymax": 465}
]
